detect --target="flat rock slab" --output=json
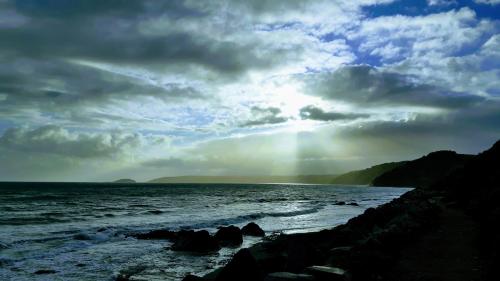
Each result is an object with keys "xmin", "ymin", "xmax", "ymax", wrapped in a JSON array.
[
  {"xmin": 306, "ymin": 266, "xmax": 348, "ymax": 281},
  {"xmin": 34, "ymin": 269, "xmax": 57, "ymax": 275},
  {"xmin": 264, "ymin": 272, "xmax": 314, "ymax": 281}
]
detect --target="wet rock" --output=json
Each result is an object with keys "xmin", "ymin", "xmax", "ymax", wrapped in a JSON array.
[
  {"xmin": 34, "ymin": 269, "xmax": 57, "ymax": 275},
  {"xmin": 305, "ymin": 266, "xmax": 348, "ymax": 281},
  {"xmin": 335, "ymin": 201, "xmax": 346, "ymax": 206},
  {"xmin": 183, "ymin": 274, "xmax": 204, "ymax": 281},
  {"xmin": 215, "ymin": 248, "xmax": 264, "ymax": 281},
  {"xmin": 326, "ymin": 246, "xmax": 352, "ymax": 268},
  {"xmin": 349, "ymin": 247, "xmax": 393, "ymax": 281},
  {"xmin": 250, "ymin": 242, "xmax": 287, "ymax": 273},
  {"xmin": 132, "ymin": 229, "xmax": 177, "ymax": 240},
  {"xmin": 285, "ymin": 242, "xmax": 321, "ymax": 272},
  {"xmin": 347, "ymin": 202, "xmax": 359, "ymax": 206},
  {"xmin": 215, "ymin": 225, "xmax": 243, "ymax": 246},
  {"xmin": 172, "ymin": 230, "xmax": 220, "ymax": 253},
  {"xmin": 242, "ymin": 222, "xmax": 265, "ymax": 237},
  {"xmin": 264, "ymin": 272, "xmax": 314, "ymax": 281},
  {"xmin": 73, "ymin": 233, "xmax": 92, "ymax": 240}
]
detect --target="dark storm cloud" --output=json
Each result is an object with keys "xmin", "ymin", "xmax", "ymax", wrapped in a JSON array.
[
  {"xmin": 301, "ymin": 65, "xmax": 485, "ymax": 109},
  {"xmin": 240, "ymin": 106, "xmax": 288, "ymax": 127},
  {"xmin": 0, "ymin": 125, "xmax": 142, "ymax": 158},
  {"xmin": 13, "ymin": 0, "xmax": 146, "ymax": 18},
  {"xmin": 0, "ymin": 0, "xmax": 272, "ymax": 74},
  {"xmin": 299, "ymin": 105, "xmax": 369, "ymax": 121},
  {"xmin": 0, "ymin": 59, "xmax": 203, "ymax": 116},
  {"xmin": 336, "ymin": 100, "xmax": 500, "ymax": 153}
]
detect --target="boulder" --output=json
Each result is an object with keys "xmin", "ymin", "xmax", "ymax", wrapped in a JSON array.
[
  {"xmin": 215, "ymin": 248, "xmax": 264, "ymax": 281},
  {"xmin": 34, "ymin": 269, "xmax": 57, "ymax": 275},
  {"xmin": 305, "ymin": 266, "xmax": 348, "ymax": 281},
  {"xmin": 242, "ymin": 222, "xmax": 265, "ymax": 237},
  {"xmin": 73, "ymin": 233, "xmax": 92, "ymax": 240},
  {"xmin": 132, "ymin": 229, "xmax": 177, "ymax": 240},
  {"xmin": 172, "ymin": 230, "xmax": 220, "ymax": 253},
  {"xmin": 326, "ymin": 246, "xmax": 352, "ymax": 268},
  {"xmin": 264, "ymin": 272, "xmax": 314, "ymax": 281},
  {"xmin": 335, "ymin": 201, "xmax": 346, "ymax": 206},
  {"xmin": 182, "ymin": 274, "xmax": 204, "ymax": 281},
  {"xmin": 215, "ymin": 225, "xmax": 243, "ymax": 246},
  {"xmin": 249, "ymin": 242, "xmax": 287, "ymax": 273},
  {"xmin": 285, "ymin": 242, "xmax": 321, "ymax": 272}
]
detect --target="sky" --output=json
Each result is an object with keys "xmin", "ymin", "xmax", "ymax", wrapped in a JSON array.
[{"xmin": 0, "ymin": 0, "xmax": 499, "ymax": 182}]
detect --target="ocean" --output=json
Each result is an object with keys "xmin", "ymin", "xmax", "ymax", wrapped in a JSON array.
[{"xmin": 0, "ymin": 183, "xmax": 411, "ymax": 281}]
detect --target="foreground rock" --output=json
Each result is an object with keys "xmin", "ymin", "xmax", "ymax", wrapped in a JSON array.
[
  {"xmin": 215, "ymin": 225, "xmax": 243, "ymax": 246},
  {"xmin": 215, "ymin": 248, "xmax": 264, "ymax": 281},
  {"xmin": 242, "ymin": 222, "xmax": 265, "ymax": 237},
  {"xmin": 305, "ymin": 266, "xmax": 348, "ymax": 281},
  {"xmin": 34, "ymin": 269, "xmax": 57, "ymax": 275},
  {"xmin": 132, "ymin": 229, "xmax": 177, "ymax": 240},
  {"xmin": 172, "ymin": 230, "xmax": 220, "ymax": 253},
  {"xmin": 264, "ymin": 272, "xmax": 314, "ymax": 281},
  {"xmin": 182, "ymin": 274, "xmax": 204, "ymax": 281}
]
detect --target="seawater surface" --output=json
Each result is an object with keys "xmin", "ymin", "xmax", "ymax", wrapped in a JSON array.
[{"xmin": 0, "ymin": 183, "xmax": 411, "ymax": 281}]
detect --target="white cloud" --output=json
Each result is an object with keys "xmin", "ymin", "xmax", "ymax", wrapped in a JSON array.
[
  {"xmin": 350, "ymin": 8, "xmax": 491, "ymax": 61},
  {"xmin": 474, "ymin": 0, "xmax": 500, "ymax": 5},
  {"xmin": 427, "ymin": 0, "xmax": 457, "ymax": 6}
]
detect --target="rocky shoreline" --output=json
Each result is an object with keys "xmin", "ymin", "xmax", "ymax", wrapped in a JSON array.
[
  {"xmin": 180, "ymin": 140, "xmax": 500, "ymax": 281},
  {"xmin": 178, "ymin": 188, "xmax": 441, "ymax": 281},
  {"xmin": 119, "ymin": 140, "xmax": 498, "ymax": 281}
]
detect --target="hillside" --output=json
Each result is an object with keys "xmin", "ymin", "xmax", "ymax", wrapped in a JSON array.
[
  {"xmin": 330, "ymin": 161, "xmax": 406, "ymax": 185},
  {"xmin": 148, "ymin": 175, "xmax": 337, "ymax": 184},
  {"xmin": 372, "ymin": 150, "xmax": 473, "ymax": 188},
  {"xmin": 434, "ymin": 140, "xmax": 500, "ymax": 208}
]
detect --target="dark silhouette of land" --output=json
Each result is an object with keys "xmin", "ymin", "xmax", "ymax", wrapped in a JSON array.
[
  {"xmin": 148, "ymin": 151, "xmax": 473, "ymax": 187},
  {"xmin": 372, "ymin": 150, "xmax": 473, "ymax": 188},
  {"xmin": 330, "ymin": 161, "xmax": 405, "ymax": 185}
]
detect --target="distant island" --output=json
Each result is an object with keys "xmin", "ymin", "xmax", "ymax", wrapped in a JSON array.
[{"xmin": 113, "ymin": 179, "xmax": 136, "ymax": 183}]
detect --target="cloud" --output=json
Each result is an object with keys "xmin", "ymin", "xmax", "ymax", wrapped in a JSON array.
[
  {"xmin": 0, "ymin": 0, "xmax": 322, "ymax": 76},
  {"xmin": 427, "ymin": 0, "xmax": 457, "ymax": 6},
  {"xmin": 350, "ymin": 8, "xmax": 493, "ymax": 62},
  {"xmin": 240, "ymin": 106, "xmax": 288, "ymax": 127},
  {"xmin": 0, "ymin": 125, "xmax": 172, "ymax": 181},
  {"xmin": 299, "ymin": 105, "xmax": 370, "ymax": 121},
  {"xmin": 299, "ymin": 65, "xmax": 484, "ymax": 109},
  {"xmin": 0, "ymin": 125, "xmax": 145, "ymax": 158},
  {"xmin": 474, "ymin": 0, "xmax": 500, "ymax": 5},
  {"xmin": 0, "ymin": 0, "xmax": 498, "ymax": 181}
]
